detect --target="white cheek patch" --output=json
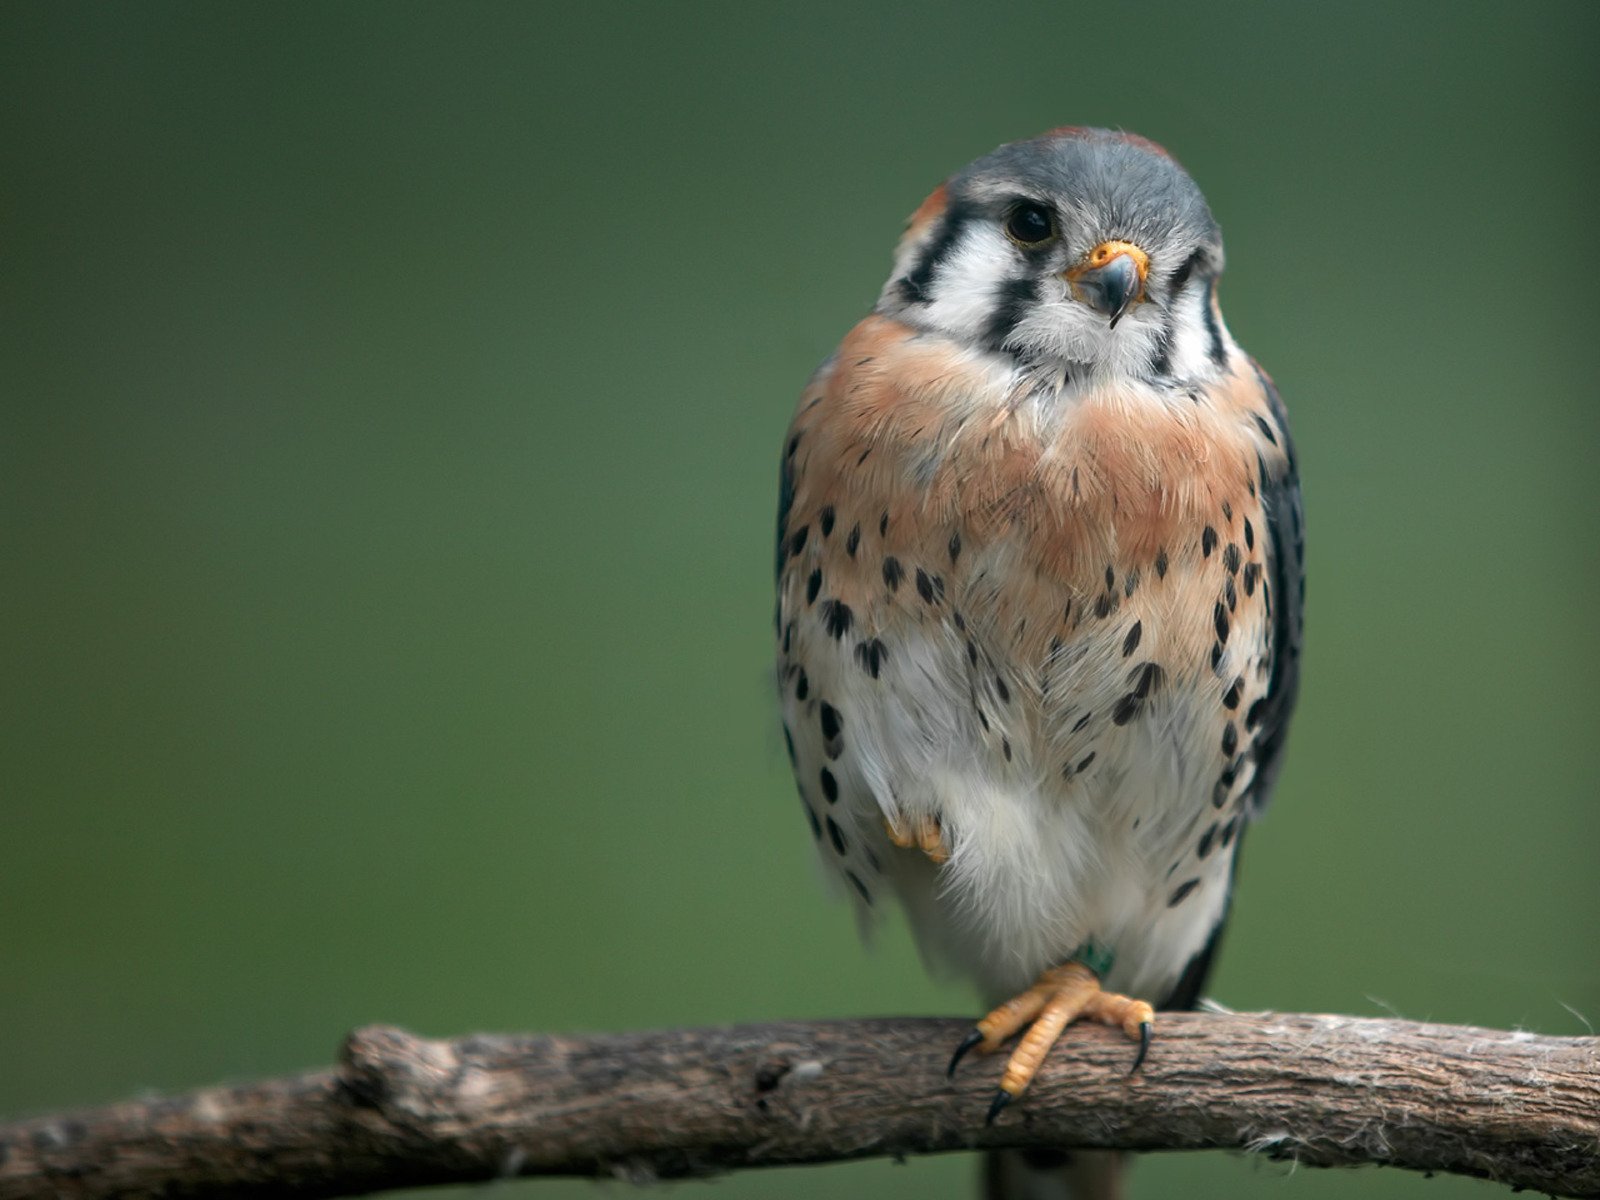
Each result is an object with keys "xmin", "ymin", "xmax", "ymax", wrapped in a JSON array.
[
  {"xmin": 920, "ymin": 226, "xmax": 1017, "ymax": 344},
  {"xmin": 1166, "ymin": 283, "xmax": 1215, "ymax": 380}
]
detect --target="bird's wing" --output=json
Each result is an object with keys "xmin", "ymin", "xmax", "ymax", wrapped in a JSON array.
[{"xmin": 1242, "ymin": 360, "xmax": 1304, "ymax": 816}]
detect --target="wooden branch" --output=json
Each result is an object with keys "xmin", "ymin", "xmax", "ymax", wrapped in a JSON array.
[{"xmin": 1, "ymin": 1014, "xmax": 1596, "ymax": 1199}]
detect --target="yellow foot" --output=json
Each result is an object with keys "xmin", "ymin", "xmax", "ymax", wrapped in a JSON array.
[
  {"xmin": 946, "ymin": 961, "xmax": 1154, "ymax": 1123},
  {"xmin": 884, "ymin": 814, "xmax": 949, "ymax": 864}
]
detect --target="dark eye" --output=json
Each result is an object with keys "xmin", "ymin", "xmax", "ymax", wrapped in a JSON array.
[{"xmin": 1004, "ymin": 202, "xmax": 1056, "ymax": 246}]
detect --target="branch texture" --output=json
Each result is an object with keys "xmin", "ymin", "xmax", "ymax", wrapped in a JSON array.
[{"xmin": 1, "ymin": 1014, "xmax": 1596, "ymax": 1199}]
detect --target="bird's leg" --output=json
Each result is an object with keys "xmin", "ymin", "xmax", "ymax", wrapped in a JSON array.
[
  {"xmin": 947, "ymin": 949, "xmax": 1154, "ymax": 1123},
  {"xmin": 884, "ymin": 814, "xmax": 949, "ymax": 864}
]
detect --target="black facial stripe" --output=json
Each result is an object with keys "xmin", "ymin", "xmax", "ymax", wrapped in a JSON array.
[
  {"xmin": 1167, "ymin": 248, "xmax": 1204, "ymax": 295},
  {"xmin": 897, "ymin": 203, "xmax": 972, "ymax": 306},
  {"xmin": 1148, "ymin": 311, "xmax": 1175, "ymax": 377},
  {"xmin": 1203, "ymin": 277, "xmax": 1227, "ymax": 365},
  {"xmin": 1145, "ymin": 248, "xmax": 1208, "ymax": 380},
  {"xmin": 982, "ymin": 275, "xmax": 1039, "ymax": 352}
]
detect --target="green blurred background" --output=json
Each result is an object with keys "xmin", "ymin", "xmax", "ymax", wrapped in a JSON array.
[{"xmin": 3, "ymin": 3, "xmax": 1596, "ymax": 1197}]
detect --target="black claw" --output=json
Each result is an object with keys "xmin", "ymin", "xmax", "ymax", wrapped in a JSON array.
[
  {"xmin": 985, "ymin": 1089, "xmax": 1012, "ymax": 1125},
  {"xmin": 1129, "ymin": 1021, "xmax": 1152, "ymax": 1074},
  {"xmin": 947, "ymin": 1028, "xmax": 984, "ymax": 1079}
]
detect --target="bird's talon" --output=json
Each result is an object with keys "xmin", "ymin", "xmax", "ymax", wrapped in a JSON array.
[
  {"xmin": 1130, "ymin": 1020, "xmax": 1152, "ymax": 1074},
  {"xmin": 985, "ymin": 1088, "xmax": 1012, "ymax": 1125},
  {"xmin": 947, "ymin": 1027, "xmax": 984, "ymax": 1079},
  {"xmin": 887, "ymin": 814, "xmax": 950, "ymax": 864},
  {"xmin": 959, "ymin": 962, "xmax": 1156, "ymax": 1115}
]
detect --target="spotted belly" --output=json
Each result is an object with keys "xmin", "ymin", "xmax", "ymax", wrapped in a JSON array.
[
  {"xmin": 775, "ymin": 325, "xmax": 1292, "ymax": 1003},
  {"xmin": 778, "ymin": 513, "xmax": 1274, "ymax": 1002}
]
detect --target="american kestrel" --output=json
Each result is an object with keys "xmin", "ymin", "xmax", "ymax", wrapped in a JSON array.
[{"xmin": 774, "ymin": 127, "xmax": 1303, "ymax": 1190}]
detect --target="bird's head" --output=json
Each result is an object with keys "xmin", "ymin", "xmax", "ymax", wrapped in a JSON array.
[{"xmin": 879, "ymin": 127, "xmax": 1230, "ymax": 385}]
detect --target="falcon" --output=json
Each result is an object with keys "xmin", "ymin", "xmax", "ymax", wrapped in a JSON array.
[{"xmin": 775, "ymin": 127, "xmax": 1303, "ymax": 1198}]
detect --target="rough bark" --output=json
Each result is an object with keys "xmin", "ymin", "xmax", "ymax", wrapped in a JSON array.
[{"xmin": 1, "ymin": 1013, "xmax": 1596, "ymax": 1199}]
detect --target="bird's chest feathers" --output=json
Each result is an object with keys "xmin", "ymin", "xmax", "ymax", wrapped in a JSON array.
[
  {"xmin": 780, "ymin": 323, "xmax": 1280, "ymax": 996},
  {"xmin": 788, "ymin": 319, "xmax": 1262, "ymax": 621}
]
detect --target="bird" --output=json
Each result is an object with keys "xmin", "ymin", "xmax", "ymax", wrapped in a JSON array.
[{"xmin": 774, "ymin": 127, "xmax": 1303, "ymax": 1199}]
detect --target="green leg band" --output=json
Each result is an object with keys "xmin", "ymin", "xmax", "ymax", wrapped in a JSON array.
[{"xmin": 1072, "ymin": 939, "xmax": 1115, "ymax": 978}]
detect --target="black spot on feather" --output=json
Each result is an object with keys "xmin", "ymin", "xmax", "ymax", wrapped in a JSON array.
[
  {"xmin": 1132, "ymin": 662, "xmax": 1165, "ymax": 698},
  {"xmin": 1122, "ymin": 621, "xmax": 1143, "ymax": 657},
  {"xmin": 826, "ymin": 815, "xmax": 847, "ymax": 854},
  {"xmin": 821, "ymin": 600, "xmax": 853, "ymax": 639},
  {"xmin": 819, "ymin": 702, "xmax": 842, "ymax": 741},
  {"xmin": 855, "ymin": 638, "xmax": 887, "ymax": 678},
  {"xmin": 882, "ymin": 557, "xmax": 903, "ymax": 591}
]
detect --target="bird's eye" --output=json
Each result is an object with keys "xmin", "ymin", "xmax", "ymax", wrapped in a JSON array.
[{"xmin": 1004, "ymin": 203, "xmax": 1056, "ymax": 247}]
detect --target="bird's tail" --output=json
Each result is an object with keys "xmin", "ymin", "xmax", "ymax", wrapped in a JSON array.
[{"xmin": 982, "ymin": 1149, "xmax": 1126, "ymax": 1200}]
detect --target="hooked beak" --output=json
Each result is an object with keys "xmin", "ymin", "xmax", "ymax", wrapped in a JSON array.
[{"xmin": 1064, "ymin": 240, "xmax": 1150, "ymax": 328}]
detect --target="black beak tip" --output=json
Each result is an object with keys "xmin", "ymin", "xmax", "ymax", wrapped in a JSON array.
[{"xmin": 1077, "ymin": 251, "xmax": 1142, "ymax": 326}]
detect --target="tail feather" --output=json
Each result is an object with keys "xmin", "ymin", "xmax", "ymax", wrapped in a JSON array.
[{"xmin": 982, "ymin": 1149, "xmax": 1126, "ymax": 1200}]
